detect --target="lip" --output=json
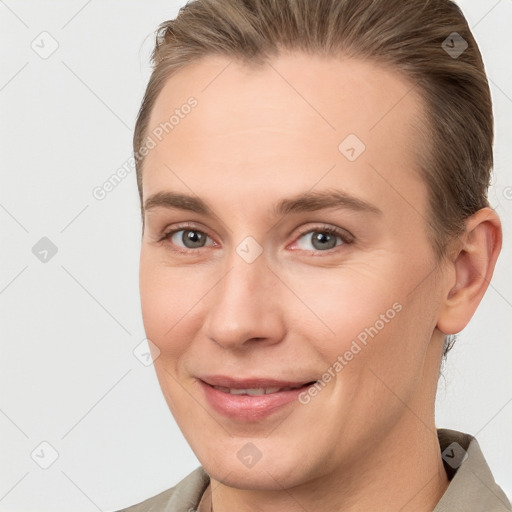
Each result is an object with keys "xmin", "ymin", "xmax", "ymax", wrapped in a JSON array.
[{"xmin": 198, "ymin": 375, "xmax": 317, "ymax": 421}]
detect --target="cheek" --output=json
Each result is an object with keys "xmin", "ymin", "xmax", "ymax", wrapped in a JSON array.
[
  {"xmin": 139, "ymin": 261, "xmax": 166, "ymax": 340},
  {"xmin": 139, "ymin": 252, "xmax": 185, "ymax": 357},
  {"xmin": 287, "ymin": 266, "xmax": 404, "ymax": 357},
  {"xmin": 139, "ymin": 250, "xmax": 215, "ymax": 360},
  {"xmin": 345, "ymin": 280, "xmax": 440, "ymax": 416},
  {"xmin": 288, "ymin": 256, "xmax": 436, "ymax": 406}
]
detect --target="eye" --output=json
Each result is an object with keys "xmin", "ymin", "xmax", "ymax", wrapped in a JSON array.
[
  {"xmin": 161, "ymin": 226, "xmax": 216, "ymax": 252},
  {"xmin": 294, "ymin": 226, "xmax": 351, "ymax": 252}
]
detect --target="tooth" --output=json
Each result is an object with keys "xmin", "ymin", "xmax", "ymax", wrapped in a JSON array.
[
  {"xmin": 246, "ymin": 388, "xmax": 265, "ymax": 396},
  {"xmin": 229, "ymin": 388, "xmax": 249, "ymax": 395},
  {"xmin": 218, "ymin": 386, "xmax": 306, "ymax": 396},
  {"xmin": 213, "ymin": 386, "xmax": 230, "ymax": 393},
  {"xmin": 227, "ymin": 388, "xmax": 268, "ymax": 395}
]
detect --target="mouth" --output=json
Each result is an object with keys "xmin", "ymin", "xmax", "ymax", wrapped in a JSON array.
[
  {"xmin": 198, "ymin": 376, "xmax": 318, "ymax": 421},
  {"xmin": 211, "ymin": 385, "xmax": 308, "ymax": 395}
]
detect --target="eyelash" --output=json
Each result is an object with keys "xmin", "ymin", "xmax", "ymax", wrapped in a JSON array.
[
  {"xmin": 293, "ymin": 224, "xmax": 353, "ymax": 254},
  {"xmin": 158, "ymin": 222, "xmax": 353, "ymax": 255},
  {"xmin": 158, "ymin": 222, "xmax": 216, "ymax": 255}
]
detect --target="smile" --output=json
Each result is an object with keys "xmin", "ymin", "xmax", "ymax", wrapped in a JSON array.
[
  {"xmin": 211, "ymin": 384, "xmax": 306, "ymax": 395},
  {"xmin": 199, "ymin": 376, "xmax": 317, "ymax": 421}
]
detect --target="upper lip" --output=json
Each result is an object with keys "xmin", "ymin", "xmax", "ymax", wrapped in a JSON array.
[{"xmin": 199, "ymin": 375, "xmax": 316, "ymax": 389}]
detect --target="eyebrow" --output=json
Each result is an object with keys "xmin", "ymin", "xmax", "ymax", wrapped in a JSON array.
[{"xmin": 143, "ymin": 189, "xmax": 382, "ymax": 217}]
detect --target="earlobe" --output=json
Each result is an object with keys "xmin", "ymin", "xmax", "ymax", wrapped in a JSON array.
[{"xmin": 437, "ymin": 207, "xmax": 502, "ymax": 335}]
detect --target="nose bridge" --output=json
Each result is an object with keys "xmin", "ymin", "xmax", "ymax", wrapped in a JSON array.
[{"xmin": 203, "ymin": 243, "xmax": 284, "ymax": 348}]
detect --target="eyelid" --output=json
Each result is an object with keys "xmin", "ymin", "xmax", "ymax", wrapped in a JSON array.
[
  {"xmin": 291, "ymin": 223, "xmax": 354, "ymax": 246},
  {"xmin": 158, "ymin": 221, "xmax": 354, "ymax": 254},
  {"xmin": 159, "ymin": 222, "xmax": 218, "ymax": 251}
]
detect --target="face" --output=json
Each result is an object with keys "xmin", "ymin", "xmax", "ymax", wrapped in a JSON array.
[{"xmin": 139, "ymin": 53, "xmax": 448, "ymax": 490}]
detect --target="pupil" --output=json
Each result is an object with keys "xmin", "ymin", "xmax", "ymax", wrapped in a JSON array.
[{"xmin": 184, "ymin": 230, "xmax": 205, "ymax": 248}]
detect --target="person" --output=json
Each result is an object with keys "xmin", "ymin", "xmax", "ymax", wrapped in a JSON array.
[{"xmin": 118, "ymin": 0, "xmax": 510, "ymax": 510}]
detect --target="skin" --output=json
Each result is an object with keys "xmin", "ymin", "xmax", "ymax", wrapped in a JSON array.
[{"xmin": 138, "ymin": 53, "xmax": 501, "ymax": 511}]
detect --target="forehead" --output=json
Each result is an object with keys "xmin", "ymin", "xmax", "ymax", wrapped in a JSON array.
[{"xmin": 143, "ymin": 53, "xmax": 427, "ymax": 217}]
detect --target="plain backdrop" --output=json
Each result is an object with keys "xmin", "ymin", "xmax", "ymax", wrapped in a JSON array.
[{"xmin": 0, "ymin": 1, "xmax": 511, "ymax": 510}]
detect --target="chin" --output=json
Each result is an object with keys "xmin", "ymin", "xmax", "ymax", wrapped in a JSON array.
[
  {"xmin": 198, "ymin": 444, "xmax": 316, "ymax": 491},
  {"xmin": 207, "ymin": 464, "xmax": 299, "ymax": 491}
]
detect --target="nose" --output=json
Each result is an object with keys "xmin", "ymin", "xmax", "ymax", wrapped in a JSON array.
[{"xmin": 202, "ymin": 250, "xmax": 286, "ymax": 350}]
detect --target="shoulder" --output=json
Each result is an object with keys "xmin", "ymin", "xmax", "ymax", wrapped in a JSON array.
[{"xmin": 115, "ymin": 466, "xmax": 210, "ymax": 512}]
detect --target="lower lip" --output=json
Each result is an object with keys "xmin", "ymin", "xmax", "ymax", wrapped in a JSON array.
[{"xmin": 199, "ymin": 381, "xmax": 312, "ymax": 421}]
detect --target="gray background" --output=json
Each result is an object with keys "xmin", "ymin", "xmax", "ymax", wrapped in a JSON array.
[{"xmin": 0, "ymin": 1, "xmax": 510, "ymax": 510}]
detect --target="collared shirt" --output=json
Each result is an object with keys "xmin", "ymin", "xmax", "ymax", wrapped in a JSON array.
[{"xmin": 116, "ymin": 429, "xmax": 511, "ymax": 511}]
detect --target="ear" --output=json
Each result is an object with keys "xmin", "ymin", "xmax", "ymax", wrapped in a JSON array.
[{"xmin": 437, "ymin": 207, "xmax": 502, "ymax": 335}]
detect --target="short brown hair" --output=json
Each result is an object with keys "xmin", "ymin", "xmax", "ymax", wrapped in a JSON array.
[{"xmin": 133, "ymin": 0, "xmax": 494, "ymax": 354}]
